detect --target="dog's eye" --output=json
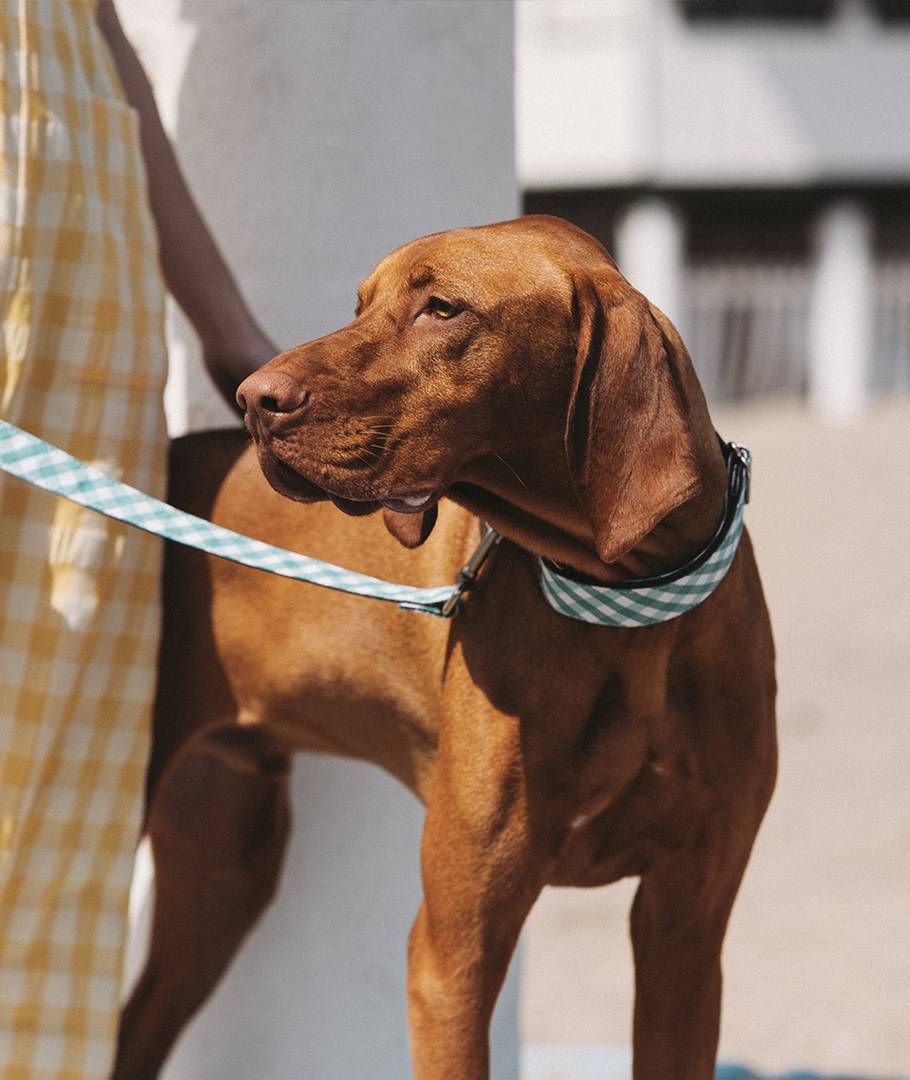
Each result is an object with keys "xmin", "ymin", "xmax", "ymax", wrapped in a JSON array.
[{"xmin": 426, "ymin": 297, "xmax": 460, "ymax": 320}]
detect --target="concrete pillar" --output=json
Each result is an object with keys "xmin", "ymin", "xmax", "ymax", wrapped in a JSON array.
[
  {"xmin": 117, "ymin": 3, "xmax": 519, "ymax": 1078},
  {"xmin": 808, "ymin": 200, "xmax": 872, "ymax": 422},
  {"xmin": 613, "ymin": 197, "xmax": 685, "ymax": 330}
]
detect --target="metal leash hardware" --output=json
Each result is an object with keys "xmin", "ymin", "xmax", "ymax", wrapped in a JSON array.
[
  {"xmin": 727, "ymin": 441, "xmax": 752, "ymax": 504},
  {"xmin": 439, "ymin": 524, "xmax": 503, "ymax": 618}
]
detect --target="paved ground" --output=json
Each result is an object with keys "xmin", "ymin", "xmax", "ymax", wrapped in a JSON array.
[{"xmin": 521, "ymin": 399, "xmax": 910, "ymax": 1079}]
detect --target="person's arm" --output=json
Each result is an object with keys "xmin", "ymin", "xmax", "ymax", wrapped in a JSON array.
[{"xmin": 95, "ymin": 0, "xmax": 276, "ymax": 411}]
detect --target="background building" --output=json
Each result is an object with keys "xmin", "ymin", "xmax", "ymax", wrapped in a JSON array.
[{"xmin": 518, "ymin": 0, "xmax": 910, "ymax": 419}]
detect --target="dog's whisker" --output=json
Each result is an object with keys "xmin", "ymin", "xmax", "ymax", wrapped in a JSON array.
[
  {"xmin": 346, "ymin": 417, "xmax": 393, "ymax": 432},
  {"xmin": 494, "ymin": 453, "xmax": 529, "ymax": 490}
]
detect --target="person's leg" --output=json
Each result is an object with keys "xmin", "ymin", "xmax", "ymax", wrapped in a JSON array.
[{"xmin": 0, "ymin": 377, "xmax": 167, "ymax": 1077}]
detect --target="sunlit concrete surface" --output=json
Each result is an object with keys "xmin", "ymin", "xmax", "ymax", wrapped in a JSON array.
[
  {"xmin": 522, "ymin": 1043, "xmax": 901, "ymax": 1080},
  {"xmin": 522, "ymin": 1043, "xmax": 631, "ymax": 1080},
  {"xmin": 522, "ymin": 399, "xmax": 910, "ymax": 1080}
]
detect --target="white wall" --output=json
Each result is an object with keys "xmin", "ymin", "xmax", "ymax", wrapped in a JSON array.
[{"xmin": 118, "ymin": 2, "xmax": 520, "ymax": 1077}]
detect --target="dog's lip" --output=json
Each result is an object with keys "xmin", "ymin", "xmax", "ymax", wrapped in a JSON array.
[
  {"xmin": 263, "ymin": 450, "xmax": 442, "ymax": 518},
  {"xmin": 263, "ymin": 454, "xmax": 328, "ymax": 503},
  {"xmin": 329, "ymin": 494, "xmax": 380, "ymax": 517},
  {"xmin": 269, "ymin": 458, "xmax": 380, "ymax": 515}
]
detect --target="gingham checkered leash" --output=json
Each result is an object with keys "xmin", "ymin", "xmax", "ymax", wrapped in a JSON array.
[
  {"xmin": 0, "ymin": 419, "xmax": 473, "ymax": 617},
  {"xmin": 0, "ymin": 418, "xmax": 750, "ymax": 625}
]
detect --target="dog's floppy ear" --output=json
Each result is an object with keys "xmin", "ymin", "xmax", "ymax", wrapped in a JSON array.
[
  {"xmin": 565, "ymin": 275, "xmax": 700, "ymax": 566},
  {"xmin": 382, "ymin": 506, "xmax": 438, "ymax": 548}
]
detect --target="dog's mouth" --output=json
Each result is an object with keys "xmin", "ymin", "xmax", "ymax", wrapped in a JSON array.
[{"xmin": 263, "ymin": 450, "xmax": 443, "ymax": 518}]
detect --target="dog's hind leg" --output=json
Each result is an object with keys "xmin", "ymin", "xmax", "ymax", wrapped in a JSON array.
[{"xmin": 112, "ymin": 723, "xmax": 291, "ymax": 1080}]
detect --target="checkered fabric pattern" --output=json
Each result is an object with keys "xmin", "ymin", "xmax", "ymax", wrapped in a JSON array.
[
  {"xmin": 1, "ymin": 419, "xmax": 751, "ymax": 630},
  {"xmin": 0, "ymin": 420, "xmax": 459, "ymax": 616},
  {"xmin": 539, "ymin": 448, "xmax": 750, "ymax": 627},
  {"xmin": 0, "ymin": 3, "xmax": 168, "ymax": 1076}
]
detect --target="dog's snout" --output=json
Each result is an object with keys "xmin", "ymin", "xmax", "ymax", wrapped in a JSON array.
[{"xmin": 237, "ymin": 369, "xmax": 311, "ymax": 424}]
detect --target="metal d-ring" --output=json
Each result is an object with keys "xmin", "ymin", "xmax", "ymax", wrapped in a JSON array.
[{"xmin": 440, "ymin": 524, "xmax": 503, "ymax": 618}]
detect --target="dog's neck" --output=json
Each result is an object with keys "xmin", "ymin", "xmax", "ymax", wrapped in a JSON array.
[{"xmin": 450, "ymin": 429, "xmax": 728, "ymax": 586}]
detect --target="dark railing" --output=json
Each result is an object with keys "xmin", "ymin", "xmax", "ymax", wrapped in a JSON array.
[
  {"xmin": 684, "ymin": 257, "xmax": 910, "ymax": 402},
  {"xmin": 684, "ymin": 261, "xmax": 810, "ymax": 402},
  {"xmin": 872, "ymin": 259, "xmax": 910, "ymax": 395}
]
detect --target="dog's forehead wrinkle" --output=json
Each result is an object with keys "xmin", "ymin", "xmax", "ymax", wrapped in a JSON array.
[
  {"xmin": 406, "ymin": 265, "xmax": 436, "ymax": 291},
  {"xmin": 361, "ymin": 232, "xmax": 575, "ymax": 320}
]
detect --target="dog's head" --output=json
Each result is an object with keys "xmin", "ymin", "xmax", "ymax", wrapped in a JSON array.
[{"xmin": 238, "ymin": 215, "xmax": 704, "ymax": 564}]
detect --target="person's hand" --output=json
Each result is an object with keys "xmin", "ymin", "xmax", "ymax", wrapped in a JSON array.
[{"xmin": 203, "ymin": 328, "xmax": 279, "ymax": 417}]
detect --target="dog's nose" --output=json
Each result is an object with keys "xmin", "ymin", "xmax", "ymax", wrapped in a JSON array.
[{"xmin": 236, "ymin": 370, "xmax": 311, "ymax": 422}]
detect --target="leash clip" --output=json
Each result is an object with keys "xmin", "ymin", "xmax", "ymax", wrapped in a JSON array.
[
  {"xmin": 440, "ymin": 525, "xmax": 503, "ymax": 618},
  {"xmin": 728, "ymin": 441, "xmax": 752, "ymax": 504}
]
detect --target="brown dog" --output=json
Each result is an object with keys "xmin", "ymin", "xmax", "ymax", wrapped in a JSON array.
[{"xmin": 115, "ymin": 216, "xmax": 776, "ymax": 1080}]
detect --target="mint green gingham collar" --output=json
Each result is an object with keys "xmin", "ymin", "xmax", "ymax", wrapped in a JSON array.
[{"xmin": 538, "ymin": 441, "xmax": 751, "ymax": 627}]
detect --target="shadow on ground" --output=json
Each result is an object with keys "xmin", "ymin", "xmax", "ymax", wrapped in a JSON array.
[
  {"xmin": 719, "ymin": 1069, "xmax": 901, "ymax": 1080},
  {"xmin": 523, "ymin": 1044, "xmax": 904, "ymax": 1080}
]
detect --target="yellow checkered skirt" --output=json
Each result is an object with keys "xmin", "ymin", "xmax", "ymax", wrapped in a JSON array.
[{"xmin": 0, "ymin": 2, "xmax": 167, "ymax": 1076}]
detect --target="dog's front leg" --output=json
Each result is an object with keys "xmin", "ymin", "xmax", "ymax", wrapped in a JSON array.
[
  {"xmin": 407, "ymin": 707, "xmax": 549, "ymax": 1080},
  {"xmin": 629, "ymin": 812, "xmax": 763, "ymax": 1080},
  {"xmin": 407, "ymin": 814, "xmax": 542, "ymax": 1080}
]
